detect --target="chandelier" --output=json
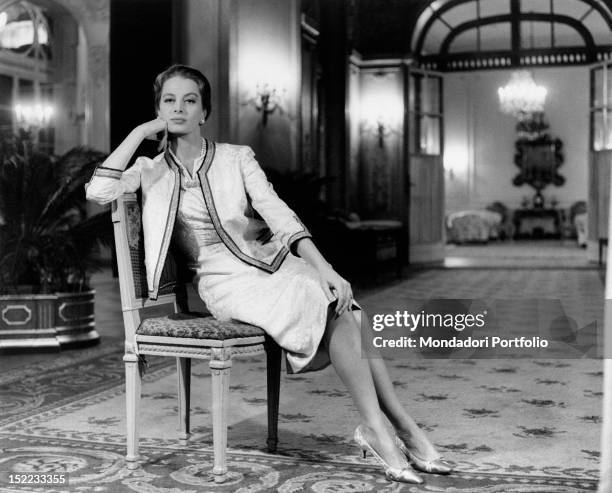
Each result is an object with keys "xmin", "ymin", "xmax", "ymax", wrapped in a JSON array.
[
  {"xmin": 498, "ymin": 70, "xmax": 547, "ymax": 117},
  {"xmin": 14, "ymin": 102, "xmax": 54, "ymax": 128}
]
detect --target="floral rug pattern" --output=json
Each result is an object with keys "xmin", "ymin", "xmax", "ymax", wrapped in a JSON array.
[
  {"xmin": 0, "ymin": 347, "xmax": 602, "ymax": 492},
  {"xmin": 0, "ymin": 268, "xmax": 604, "ymax": 492}
]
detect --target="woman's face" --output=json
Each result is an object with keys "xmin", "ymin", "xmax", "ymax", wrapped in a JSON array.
[{"xmin": 157, "ymin": 76, "xmax": 205, "ymax": 135}]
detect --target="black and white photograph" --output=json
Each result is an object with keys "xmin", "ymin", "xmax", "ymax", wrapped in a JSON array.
[{"xmin": 0, "ymin": 0, "xmax": 611, "ymax": 491}]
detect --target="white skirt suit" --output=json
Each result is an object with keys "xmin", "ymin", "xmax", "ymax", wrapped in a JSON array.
[{"xmin": 86, "ymin": 140, "xmax": 361, "ymax": 373}]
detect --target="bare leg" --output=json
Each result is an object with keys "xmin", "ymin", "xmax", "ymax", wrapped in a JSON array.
[
  {"xmin": 323, "ymin": 308, "xmax": 408, "ymax": 470},
  {"xmin": 352, "ymin": 308, "xmax": 439, "ymax": 460}
]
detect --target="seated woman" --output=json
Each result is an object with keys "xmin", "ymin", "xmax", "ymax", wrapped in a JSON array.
[{"xmin": 85, "ymin": 64, "xmax": 452, "ymax": 484}]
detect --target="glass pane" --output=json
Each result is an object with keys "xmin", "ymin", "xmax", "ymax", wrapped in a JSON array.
[
  {"xmin": 408, "ymin": 74, "xmax": 416, "ymax": 112},
  {"xmin": 420, "ymin": 116, "xmax": 440, "ymax": 155},
  {"xmin": 18, "ymin": 78, "xmax": 34, "ymax": 101},
  {"xmin": 608, "ymin": 65, "xmax": 612, "ymax": 107},
  {"xmin": 0, "ymin": 2, "xmax": 32, "ymax": 52},
  {"xmin": 421, "ymin": 76, "xmax": 440, "ymax": 114},
  {"xmin": 0, "ymin": 108, "xmax": 13, "ymax": 129},
  {"xmin": 0, "ymin": 74, "xmax": 13, "ymax": 107},
  {"xmin": 38, "ymin": 125, "xmax": 54, "ymax": 154},
  {"xmin": 606, "ymin": 111, "xmax": 612, "ymax": 150},
  {"xmin": 0, "ymin": 2, "xmax": 49, "ymax": 54},
  {"xmin": 593, "ymin": 110, "xmax": 605, "ymax": 151},
  {"xmin": 593, "ymin": 67, "xmax": 604, "ymax": 107},
  {"xmin": 40, "ymin": 82, "xmax": 53, "ymax": 100},
  {"xmin": 408, "ymin": 112, "xmax": 417, "ymax": 154}
]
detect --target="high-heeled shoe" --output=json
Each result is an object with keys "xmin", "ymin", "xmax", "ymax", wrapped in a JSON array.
[
  {"xmin": 394, "ymin": 434, "xmax": 454, "ymax": 475},
  {"xmin": 354, "ymin": 425, "xmax": 424, "ymax": 484}
]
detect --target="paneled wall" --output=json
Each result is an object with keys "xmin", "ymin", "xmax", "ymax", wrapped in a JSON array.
[
  {"xmin": 352, "ymin": 59, "xmax": 445, "ymax": 263},
  {"xmin": 357, "ymin": 65, "xmax": 404, "ymax": 219},
  {"xmin": 180, "ymin": 0, "xmax": 301, "ymax": 172}
]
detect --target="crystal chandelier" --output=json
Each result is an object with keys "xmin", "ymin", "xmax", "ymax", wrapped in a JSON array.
[
  {"xmin": 498, "ymin": 70, "xmax": 547, "ymax": 117},
  {"xmin": 14, "ymin": 102, "xmax": 54, "ymax": 128}
]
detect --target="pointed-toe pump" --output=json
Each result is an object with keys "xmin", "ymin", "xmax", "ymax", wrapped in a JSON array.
[
  {"xmin": 394, "ymin": 434, "xmax": 454, "ymax": 475},
  {"xmin": 354, "ymin": 425, "xmax": 424, "ymax": 484}
]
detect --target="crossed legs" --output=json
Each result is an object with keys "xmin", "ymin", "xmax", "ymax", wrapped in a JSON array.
[{"xmin": 322, "ymin": 306, "xmax": 438, "ymax": 466}]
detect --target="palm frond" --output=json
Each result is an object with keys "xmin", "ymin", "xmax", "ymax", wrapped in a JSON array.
[{"xmin": 0, "ymin": 132, "xmax": 108, "ymax": 293}]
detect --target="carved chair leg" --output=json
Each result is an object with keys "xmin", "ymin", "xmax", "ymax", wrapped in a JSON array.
[
  {"xmin": 124, "ymin": 353, "xmax": 141, "ymax": 470},
  {"xmin": 209, "ymin": 348, "xmax": 232, "ymax": 483},
  {"xmin": 177, "ymin": 357, "xmax": 191, "ymax": 441},
  {"xmin": 266, "ymin": 340, "xmax": 282, "ymax": 453}
]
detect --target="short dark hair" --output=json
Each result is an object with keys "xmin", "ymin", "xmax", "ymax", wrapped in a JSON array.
[{"xmin": 153, "ymin": 64, "xmax": 212, "ymax": 120}]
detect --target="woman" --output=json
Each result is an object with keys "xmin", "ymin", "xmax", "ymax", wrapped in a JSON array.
[{"xmin": 86, "ymin": 64, "xmax": 452, "ymax": 484}]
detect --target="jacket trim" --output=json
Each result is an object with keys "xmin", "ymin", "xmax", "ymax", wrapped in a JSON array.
[
  {"xmin": 287, "ymin": 230, "xmax": 312, "ymax": 252},
  {"xmin": 149, "ymin": 152, "xmax": 180, "ymax": 300},
  {"xmin": 94, "ymin": 167, "xmax": 123, "ymax": 179},
  {"xmin": 197, "ymin": 141, "xmax": 289, "ymax": 273}
]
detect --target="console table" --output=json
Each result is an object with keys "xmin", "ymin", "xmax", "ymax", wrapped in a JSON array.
[
  {"xmin": 513, "ymin": 208, "xmax": 563, "ymax": 239},
  {"xmin": 344, "ymin": 220, "xmax": 403, "ymax": 279},
  {"xmin": 318, "ymin": 219, "xmax": 404, "ymax": 280}
]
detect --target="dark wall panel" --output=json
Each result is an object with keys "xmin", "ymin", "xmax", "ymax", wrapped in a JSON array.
[{"xmin": 110, "ymin": 0, "xmax": 176, "ymax": 156}]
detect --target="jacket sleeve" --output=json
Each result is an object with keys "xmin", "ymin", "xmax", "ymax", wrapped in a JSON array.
[
  {"xmin": 85, "ymin": 157, "xmax": 145, "ymax": 205},
  {"xmin": 239, "ymin": 146, "xmax": 312, "ymax": 254}
]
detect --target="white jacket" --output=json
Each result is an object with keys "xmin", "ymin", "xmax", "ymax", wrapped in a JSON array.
[{"xmin": 85, "ymin": 141, "xmax": 311, "ymax": 299}]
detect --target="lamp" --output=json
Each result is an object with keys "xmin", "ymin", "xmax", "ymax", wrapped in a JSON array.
[
  {"xmin": 253, "ymin": 83, "xmax": 284, "ymax": 126},
  {"xmin": 14, "ymin": 101, "xmax": 54, "ymax": 129},
  {"xmin": 498, "ymin": 70, "xmax": 547, "ymax": 119},
  {"xmin": 443, "ymin": 144, "xmax": 469, "ymax": 181},
  {"xmin": 360, "ymin": 93, "xmax": 402, "ymax": 148}
]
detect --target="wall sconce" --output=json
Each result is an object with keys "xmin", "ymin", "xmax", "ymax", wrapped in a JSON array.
[
  {"xmin": 360, "ymin": 91, "xmax": 402, "ymax": 148},
  {"xmin": 443, "ymin": 144, "xmax": 469, "ymax": 181},
  {"xmin": 14, "ymin": 102, "xmax": 54, "ymax": 129},
  {"xmin": 360, "ymin": 108, "xmax": 402, "ymax": 148},
  {"xmin": 252, "ymin": 83, "xmax": 285, "ymax": 126}
]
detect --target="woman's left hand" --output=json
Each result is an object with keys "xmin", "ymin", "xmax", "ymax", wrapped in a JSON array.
[{"xmin": 317, "ymin": 265, "xmax": 353, "ymax": 318}]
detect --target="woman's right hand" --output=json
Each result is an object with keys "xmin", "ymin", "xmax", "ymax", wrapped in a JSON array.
[{"xmin": 138, "ymin": 117, "xmax": 167, "ymax": 141}]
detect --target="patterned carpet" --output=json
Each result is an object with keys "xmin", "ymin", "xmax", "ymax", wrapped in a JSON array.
[{"xmin": 0, "ymin": 266, "xmax": 604, "ymax": 492}]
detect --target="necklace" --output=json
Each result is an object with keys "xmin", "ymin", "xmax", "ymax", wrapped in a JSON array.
[{"xmin": 170, "ymin": 137, "xmax": 206, "ymax": 165}]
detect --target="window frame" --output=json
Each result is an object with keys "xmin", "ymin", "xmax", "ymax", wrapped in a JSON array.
[
  {"xmin": 408, "ymin": 68, "xmax": 444, "ymax": 156},
  {"xmin": 590, "ymin": 61, "xmax": 612, "ymax": 151}
]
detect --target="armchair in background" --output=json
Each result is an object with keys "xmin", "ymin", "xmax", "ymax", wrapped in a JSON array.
[
  {"xmin": 445, "ymin": 209, "xmax": 504, "ymax": 244},
  {"xmin": 485, "ymin": 201, "xmax": 515, "ymax": 240},
  {"xmin": 569, "ymin": 200, "xmax": 587, "ymax": 247}
]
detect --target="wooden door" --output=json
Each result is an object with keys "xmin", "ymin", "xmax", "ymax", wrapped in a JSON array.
[
  {"xmin": 405, "ymin": 67, "xmax": 445, "ymax": 263},
  {"xmin": 587, "ymin": 61, "xmax": 612, "ymax": 261}
]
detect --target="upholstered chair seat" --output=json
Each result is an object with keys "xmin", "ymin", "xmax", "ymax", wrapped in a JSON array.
[{"xmin": 137, "ymin": 313, "xmax": 266, "ymax": 339}]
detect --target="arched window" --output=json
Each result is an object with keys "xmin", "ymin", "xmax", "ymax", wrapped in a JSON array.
[
  {"xmin": 412, "ymin": 0, "xmax": 612, "ymax": 71},
  {"xmin": 0, "ymin": 0, "xmax": 51, "ymax": 60},
  {"xmin": 0, "ymin": 1, "xmax": 54, "ymax": 151}
]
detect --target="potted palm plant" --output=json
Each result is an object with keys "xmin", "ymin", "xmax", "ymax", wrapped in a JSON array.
[{"xmin": 0, "ymin": 129, "xmax": 110, "ymax": 350}]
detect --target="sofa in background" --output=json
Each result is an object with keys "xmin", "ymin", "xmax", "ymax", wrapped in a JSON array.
[{"xmin": 446, "ymin": 209, "xmax": 503, "ymax": 244}]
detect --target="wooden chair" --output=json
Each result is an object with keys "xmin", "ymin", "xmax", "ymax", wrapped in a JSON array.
[{"xmin": 111, "ymin": 192, "xmax": 281, "ymax": 482}]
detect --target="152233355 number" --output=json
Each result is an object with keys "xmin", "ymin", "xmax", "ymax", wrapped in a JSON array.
[{"xmin": 3, "ymin": 472, "xmax": 68, "ymax": 486}]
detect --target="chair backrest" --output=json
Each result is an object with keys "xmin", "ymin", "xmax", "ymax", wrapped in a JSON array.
[
  {"xmin": 569, "ymin": 200, "xmax": 587, "ymax": 222},
  {"xmin": 112, "ymin": 192, "xmax": 180, "ymax": 299},
  {"xmin": 486, "ymin": 201, "xmax": 508, "ymax": 223},
  {"xmin": 111, "ymin": 193, "xmax": 189, "ymax": 328}
]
